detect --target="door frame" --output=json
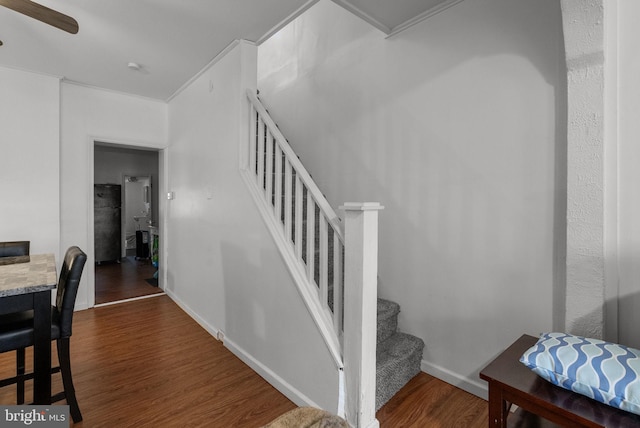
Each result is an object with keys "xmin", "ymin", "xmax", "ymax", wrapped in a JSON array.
[{"xmin": 87, "ymin": 137, "xmax": 168, "ymax": 309}]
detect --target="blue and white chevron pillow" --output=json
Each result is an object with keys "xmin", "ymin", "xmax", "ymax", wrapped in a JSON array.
[{"xmin": 520, "ymin": 332, "xmax": 640, "ymax": 415}]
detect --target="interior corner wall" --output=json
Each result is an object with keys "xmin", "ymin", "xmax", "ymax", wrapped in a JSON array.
[
  {"xmin": 561, "ymin": 0, "xmax": 606, "ymax": 340},
  {"xmin": 166, "ymin": 40, "xmax": 339, "ymax": 411},
  {"xmin": 60, "ymin": 83, "xmax": 168, "ymax": 310},
  {"xmin": 257, "ymin": 0, "xmax": 565, "ymax": 397},
  {"xmin": 0, "ymin": 67, "xmax": 60, "ymax": 258},
  {"xmin": 616, "ymin": 0, "xmax": 640, "ymax": 349}
]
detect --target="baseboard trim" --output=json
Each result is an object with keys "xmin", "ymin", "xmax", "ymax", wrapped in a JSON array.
[
  {"xmin": 94, "ymin": 292, "xmax": 166, "ymax": 308},
  {"xmin": 224, "ymin": 337, "xmax": 321, "ymax": 409},
  {"xmin": 421, "ymin": 359, "xmax": 488, "ymax": 400},
  {"xmin": 163, "ymin": 289, "xmax": 222, "ymax": 340},
  {"xmin": 164, "ymin": 290, "xmax": 327, "ymax": 412}
]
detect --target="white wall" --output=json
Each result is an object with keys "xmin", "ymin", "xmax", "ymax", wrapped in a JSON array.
[
  {"xmin": 167, "ymin": 41, "xmax": 339, "ymax": 411},
  {"xmin": 617, "ymin": 0, "xmax": 640, "ymax": 349},
  {"xmin": 60, "ymin": 83, "xmax": 167, "ymax": 309},
  {"xmin": 0, "ymin": 67, "xmax": 60, "ymax": 257},
  {"xmin": 258, "ymin": 0, "xmax": 565, "ymax": 396},
  {"xmin": 561, "ymin": 0, "xmax": 608, "ymax": 340}
]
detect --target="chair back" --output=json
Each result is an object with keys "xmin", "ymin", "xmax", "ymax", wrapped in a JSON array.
[
  {"xmin": 0, "ymin": 241, "xmax": 30, "ymax": 258},
  {"xmin": 56, "ymin": 246, "xmax": 87, "ymax": 338}
]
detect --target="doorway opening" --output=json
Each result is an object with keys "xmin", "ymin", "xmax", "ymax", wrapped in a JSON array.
[{"xmin": 93, "ymin": 142, "xmax": 164, "ymax": 305}]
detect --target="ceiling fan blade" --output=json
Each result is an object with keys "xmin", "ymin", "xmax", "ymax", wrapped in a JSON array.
[{"xmin": 0, "ymin": 0, "xmax": 78, "ymax": 34}]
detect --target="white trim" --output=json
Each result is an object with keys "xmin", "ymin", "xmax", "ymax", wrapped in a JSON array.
[
  {"xmin": 87, "ymin": 139, "xmax": 96, "ymax": 310},
  {"xmin": 224, "ymin": 336, "xmax": 322, "ymax": 409},
  {"xmin": 155, "ymin": 291, "xmax": 332, "ymax": 415},
  {"xmin": 330, "ymin": 0, "xmax": 391, "ymax": 34},
  {"xmin": 330, "ymin": 0, "xmax": 466, "ymax": 37},
  {"xmin": 164, "ymin": 289, "xmax": 222, "ymax": 340},
  {"xmin": 88, "ymin": 136, "xmax": 168, "ymax": 309},
  {"xmin": 246, "ymin": 91, "xmax": 344, "ymax": 238},
  {"xmin": 0, "ymin": 63, "xmax": 64, "ymax": 81},
  {"xmin": 420, "ymin": 360, "xmax": 488, "ymax": 401},
  {"xmin": 94, "ymin": 292, "xmax": 166, "ymax": 308},
  {"xmin": 256, "ymin": 0, "xmax": 321, "ymax": 45},
  {"xmin": 62, "ymin": 78, "xmax": 167, "ymax": 104},
  {"xmin": 242, "ymin": 91, "xmax": 344, "ymax": 370},
  {"xmin": 239, "ymin": 167, "xmax": 344, "ymax": 370},
  {"xmin": 337, "ymin": 368, "xmax": 346, "ymax": 418},
  {"xmin": 163, "ymin": 0, "xmax": 320, "ymax": 106},
  {"xmin": 603, "ymin": 0, "xmax": 619, "ymax": 343},
  {"xmin": 166, "ymin": 40, "xmax": 243, "ymax": 102},
  {"xmin": 386, "ymin": 0, "xmax": 466, "ymax": 38},
  {"xmin": 340, "ymin": 205, "xmax": 381, "ymax": 428}
]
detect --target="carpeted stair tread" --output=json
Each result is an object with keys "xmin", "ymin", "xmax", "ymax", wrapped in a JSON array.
[
  {"xmin": 376, "ymin": 331, "xmax": 424, "ymax": 411},
  {"xmin": 377, "ymin": 298, "xmax": 400, "ymax": 321},
  {"xmin": 377, "ymin": 298, "xmax": 400, "ymax": 344}
]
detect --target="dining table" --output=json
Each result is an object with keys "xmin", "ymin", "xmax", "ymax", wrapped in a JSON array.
[{"xmin": 0, "ymin": 253, "xmax": 57, "ymax": 405}]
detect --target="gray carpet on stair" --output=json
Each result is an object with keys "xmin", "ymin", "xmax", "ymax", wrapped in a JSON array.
[
  {"xmin": 376, "ymin": 332, "xmax": 424, "ymax": 410},
  {"xmin": 377, "ymin": 298, "xmax": 399, "ymax": 344},
  {"xmin": 376, "ymin": 298, "xmax": 425, "ymax": 410}
]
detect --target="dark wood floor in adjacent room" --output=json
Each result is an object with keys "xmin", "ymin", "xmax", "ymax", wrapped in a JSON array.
[
  {"xmin": 0, "ymin": 295, "xmax": 488, "ymax": 427},
  {"xmin": 95, "ymin": 256, "xmax": 163, "ymax": 304}
]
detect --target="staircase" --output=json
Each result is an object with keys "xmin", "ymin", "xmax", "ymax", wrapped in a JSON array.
[
  {"xmin": 244, "ymin": 90, "xmax": 424, "ymax": 425},
  {"xmin": 376, "ymin": 298, "xmax": 424, "ymax": 410}
]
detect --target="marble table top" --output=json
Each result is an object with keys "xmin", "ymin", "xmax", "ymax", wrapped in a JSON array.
[{"xmin": 0, "ymin": 253, "xmax": 57, "ymax": 297}]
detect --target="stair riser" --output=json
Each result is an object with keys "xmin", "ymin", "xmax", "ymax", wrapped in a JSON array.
[
  {"xmin": 377, "ymin": 316, "xmax": 397, "ymax": 344},
  {"xmin": 376, "ymin": 343, "xmax": 423, "ymax": 410},
  {"xmin": 377, "ymin": 299, "xmax": 400, "ymax": 344}
]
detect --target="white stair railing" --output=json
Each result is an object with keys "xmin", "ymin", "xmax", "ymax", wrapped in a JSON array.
[
  {"xmin": 242, "ymin": 90, "xmax": 380, "ymax": 428},
  {"xmin": 245, "ymin": 90, "xmax": 345, "ymax": 366}
]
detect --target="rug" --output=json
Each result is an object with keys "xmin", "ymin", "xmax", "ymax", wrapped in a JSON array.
[{"xmin": 261, "ymin": 407, "xmax": 349, "ymax": 428}]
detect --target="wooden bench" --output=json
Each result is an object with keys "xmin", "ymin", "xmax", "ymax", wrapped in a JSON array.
[{"xmin": 480, "ymin": 334, "xmax": 640, "ymax": 427}]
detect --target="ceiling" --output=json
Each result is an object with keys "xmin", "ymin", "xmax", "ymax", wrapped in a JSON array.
[{"xmin": 0, "ymin": 0, "xmax": 457, "ymax": 101}]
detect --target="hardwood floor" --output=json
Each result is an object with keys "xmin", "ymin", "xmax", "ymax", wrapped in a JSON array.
[
  {"xmin": 95, "ymin": 256, "xmax": 163, "ymax": 304},
  {"xmin": 0, "ymin": 296, "xmax": 488, "ymax": 427},
  {"xmin": 377, "ymin": 372, "xmax": 488, "ymax": 427}
]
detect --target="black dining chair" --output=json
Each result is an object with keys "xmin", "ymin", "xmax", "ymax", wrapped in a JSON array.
[
  {"xmin": 0, "ymin": 246, "xmax": 86, "ymax": 423},
  {"xmin": 0, "ymin": 241, "xmax": 30, "ymax": 258}
]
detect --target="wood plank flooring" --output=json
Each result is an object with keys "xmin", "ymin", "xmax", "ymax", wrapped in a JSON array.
[
  {"xmin": 0, "ymin": 295, "xmax": 488, "ymax": 427},
  {"xmin": 95, "ymin": 256, "xmax": 163, "ymax": 304},
  {"xmin": 377, "ymin": 372, "xmax": 488, "ymax": 427}
]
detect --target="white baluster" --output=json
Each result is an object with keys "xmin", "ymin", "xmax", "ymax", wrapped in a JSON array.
[
  {"xmin": 319, "ymin": 215, "xmax": 329, "ymax": 305},
  {"xmin": 306, "ymin": 196, "xmax": 316, "ymax": 285},
  {"xmin": 257, "ymin": 118, "xmax": 265, "ymax": 189},
  {"xmin": 274, "ymin": 144, "xmax": 283, "ymax": 223},
  {"xmin": 249, "ymin": 106, "xmax": 257, "ymax": 174},
  {"xmin": 333, "ymin": 231, "xmax": 344, "ymax": 335},
  {"xmin": 284, "ymin": 161, "xmax": 293, "ymax": 242},
  {"xmin": 265, "ymin": 130, "xmax": 274, "ymax": 205},
  {"xmin": 294, "ymin": 178, "xmax": 304, "ymax": 259}
]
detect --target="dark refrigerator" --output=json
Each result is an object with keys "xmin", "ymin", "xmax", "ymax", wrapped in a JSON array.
[{"xmin": 94, "ymin": 184, "xmax": 122, "ymax": 263}]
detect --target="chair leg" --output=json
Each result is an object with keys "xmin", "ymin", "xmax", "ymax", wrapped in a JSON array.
[
  {"xmin": 56, "ymin": 338, "xmax": 82, "ymax": 423},
  {"xmin": 16, "ymin": 348, "xmax": 25, "ymax": 404}
]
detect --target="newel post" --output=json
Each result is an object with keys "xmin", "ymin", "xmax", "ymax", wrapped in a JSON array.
[{"xmin": 341, "ymin": 202, "xmax": 383, "ymax": 428}]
